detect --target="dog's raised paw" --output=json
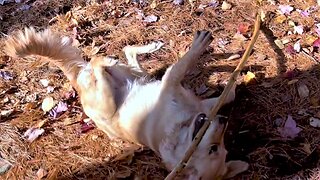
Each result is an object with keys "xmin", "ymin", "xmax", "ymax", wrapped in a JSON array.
[{"xmin": 146, "ymin": 41, "xmax": 164, "ymax": 53}]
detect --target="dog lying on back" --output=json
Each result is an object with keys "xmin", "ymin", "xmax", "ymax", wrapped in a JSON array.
[{"xmin": 5, "ymin": 28, "xmax": 248, "ymax": 179}]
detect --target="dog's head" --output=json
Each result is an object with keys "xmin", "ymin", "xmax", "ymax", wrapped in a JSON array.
[
  {"xmin": 161, "ymin": 113, "xmax": 248, "ymax": 179},
  {"xmin": 183, "ymin": 113, "xmax": 248, "ymax": 179}
]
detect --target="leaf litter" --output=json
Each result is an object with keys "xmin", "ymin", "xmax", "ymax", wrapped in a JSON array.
[
  {"xmin": 1, "ymin": 0, "xmax": 320, "ymax": 179},
  {"xmin": 277, "ymin": 115, "xmax": 302, "ymax": 139}
]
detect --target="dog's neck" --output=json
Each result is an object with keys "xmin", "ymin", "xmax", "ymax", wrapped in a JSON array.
[{"xmin": 157, "ymin": 115, "xmax": 195, "ymax": 170}]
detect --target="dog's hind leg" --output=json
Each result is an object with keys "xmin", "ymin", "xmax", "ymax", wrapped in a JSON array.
[
  {"xmin": 123, "ymin": 41, "xmax": 164, "ymax": 75},
  {"xmin": 161, "ymin": 31, "xmax": 213, "ymax": 89}
]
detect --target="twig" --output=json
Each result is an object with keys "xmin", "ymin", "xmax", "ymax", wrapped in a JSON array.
[{"xmin": 165, "ymin": 13, "xmax": 261, "ymax": 180}]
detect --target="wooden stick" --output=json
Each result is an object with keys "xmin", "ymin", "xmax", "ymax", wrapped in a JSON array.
[{"xmin": 164, "ymin": 13, "xmax": 261, "ymax": 180}]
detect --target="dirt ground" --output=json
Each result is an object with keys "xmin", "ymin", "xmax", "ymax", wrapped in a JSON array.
[{"xmin": 1, "ymin": 0, "xmax": 320, "ymax": 179}]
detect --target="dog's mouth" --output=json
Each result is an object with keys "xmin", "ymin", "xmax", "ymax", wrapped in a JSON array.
[{"xmin": 192, "ymin": 113, "xmax": 228, "ymax": 145}]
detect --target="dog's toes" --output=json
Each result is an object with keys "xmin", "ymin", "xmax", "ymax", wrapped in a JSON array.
[
  {"xmin": 152, "ymin": 41, "xmax": 165, "ymax": 51},
  {"xmin": 191, "ymin": 30, "xmax": 213, "ymax": 51}
]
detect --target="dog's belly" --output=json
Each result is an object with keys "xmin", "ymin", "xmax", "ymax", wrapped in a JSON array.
[{"xmin": 118, "ymin": 81, "xmax": 162, "ymax": 144}]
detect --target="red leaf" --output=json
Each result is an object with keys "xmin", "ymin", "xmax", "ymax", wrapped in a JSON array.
[
  {"xmin": 80, "ymin": 119, "xmax": 95, "ymax": 133},
  {"xmin": 285, "ymin": 45, "xmax": 296, "ymax": 55},
  {"xmin": 313, "ymin": 38, "xmax": 320, "ymax": 48},
  {"xmin": 237, "ymin": 23, "xmax": 251, "ymax": 35}
]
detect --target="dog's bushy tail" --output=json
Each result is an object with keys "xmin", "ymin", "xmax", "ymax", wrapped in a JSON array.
[{"xmin": 5, "ymin": 27, "xmax": 86, "ymax": 90}]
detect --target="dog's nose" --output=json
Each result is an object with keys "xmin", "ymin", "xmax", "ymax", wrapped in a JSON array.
[{"xmin": 218, "ymin": 116, "xmax": 228, "ymax": 124}]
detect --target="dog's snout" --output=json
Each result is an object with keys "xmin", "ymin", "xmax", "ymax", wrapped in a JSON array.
[{"xmin": 218, "ymin": 116, "xmax": 228, "ymax": 124}]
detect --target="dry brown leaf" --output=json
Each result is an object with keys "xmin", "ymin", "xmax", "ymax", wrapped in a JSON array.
[
  {"xmin": 36, "ymin": 120, "xmax": 48, "ymax": 128},
  {"xmin": 301, "ymin": 143, "xmax": 312, "ymax": 155},
  {"xmin": 288, "ymin": 79, "xmax": 299, "ymax": 85},
  {"xmin": 297, "ymin": 83, "xmax": 309, "ymax": 98},
  {"xmin": 274, "ymin": 39, "xmax": 284, "ymax": 49},
  {"xmin": 310, "ymin": 96, "xmax": 319, "ymax": 107},
  {"xmin": 36, "ymin": 168, "xmax": 48, "ymax": 179},
  {"xmin": 275, "ymin": 15, "xmax": 286, "ymax": 24}
]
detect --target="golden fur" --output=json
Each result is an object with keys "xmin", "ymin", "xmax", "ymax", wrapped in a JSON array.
[{"xmin": 5, "ymin": 27, "xmax": 248, "ymax": 179}]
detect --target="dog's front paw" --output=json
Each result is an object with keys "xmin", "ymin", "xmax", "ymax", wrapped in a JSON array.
[{"xmin": 190, "ymin": 31, "xmax": 213, "ymax": 54}]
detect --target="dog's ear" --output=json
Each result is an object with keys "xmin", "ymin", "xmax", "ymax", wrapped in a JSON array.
[{"xmin": 223, "ymin": 160, "xmax": 249, "ymax": 179}]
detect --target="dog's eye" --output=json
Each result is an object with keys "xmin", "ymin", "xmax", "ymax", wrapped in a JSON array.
[{"xmin": 209, "ymin": 144, "xmax": 218, "ymax": 154}]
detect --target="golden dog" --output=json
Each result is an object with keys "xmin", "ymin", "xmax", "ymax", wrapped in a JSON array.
[{"xmin": 5, "ymin": 28, "xmax": 248, "ymax": 179}]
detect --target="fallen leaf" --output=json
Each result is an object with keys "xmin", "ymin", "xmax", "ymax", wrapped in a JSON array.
[
  {"xmin": 49, "ymin": 101, "xmax": 68, "ymax": 119},
  {"xmin": 208, "ymin": 0, "xmax": 219, "ymax": 7},
  {"xmin": 293, "ymin": 25, "xmax": 304, "ymax": 35},
  {"xmin": 36, "ymin": 168, "xmax": 48, "ymax": 179},
  {"xmin": 0, "ymin": 0, "xmax": 14, "ymax": 5},
  {"xmin": 274, "ymin": 39, "xmax": 284, "ymax": 49},
  {"xmin": 298, "ymin": 9, "xmax": 310, "ymax": 17},
  {"xmin": 18, "ymin": 4, "xmax": 31, "ymax": 11},
  {"xmin": 277, "ymin": 115, "xmax": 302, "ymax": 139},
  {"xmin": 144, "ymin": 15, "xmax": 158, "ymax": 23},
  {"xmin": 237, "ymin": 23, "xmax": 251, "ymax": 35},
  {"xmin": 227, "ymin": 54, "xmax": 241, "ymax": 60},
  {"xmin": 0, "ymin": 109, "xmax": 14, "ymax": 118},
  {"xmin": 275, "ymin": 15, "xmax": 287, "ymax": 24},
  {"xmin": 287, "ymin": 79, "xmax": 299, "ymax": 85},
  {"xmin": 313, "ymin": 38, "xmax": 320, "ymax": 48},
  {"xmin": 282, "ymin": 37, "xmax": 291, "ymax": 44},
  {"xmin": 150, "ymin": 0, "xmax": 157, "ymax": 8},
  {"xmin": 278, "ymin": 5, "xmax": 294, "ymax": 15},
  {"xmin": 284, "ymin": 70, "xmax": 296, "ymax": 79},
  {"xmin": 25, "ymin": 102, "xmax": 37, "ymax": 110},
  {"xmin": 304, "ymin": 35, "xmax": 318, "ymax": 46},
  {"xmin": 288, "ymin": 20, "xmax": 296, "ymax": 27},
  {"xmin": 261, "ymin": 81, "xmax": 274, "ymax": 88},
  {"xmin": 46, "ymin": 86, "xmax": 55, "ymax": 93},
  {"xmin": 0, "ymin": 70, "xmax": 14, "ymax": 80},
  {"xmin": 293, "ymin": 40, "xmax": 301, "ymax": 52},
  {"xmin": 41, "ymin": 96, "xmax": 56, "ymax": 112},
  {"xmin": 36, "ymin": 120, "xmax": 48, "ymax": 128},
  {"xmin": 310, "ymin": 96, "xmax": 319, "ymax": 107},
  {"xmin": 91, "ymin": 135, "xmax": 99, "ymax": 141},
  {"xmin": 297, "ymin": 83, "xmax": 309, "ymax": 98},
  {"xmin": 221, "ymin": 1, "xmax": 232, "ymax": 10},
  {"xmin": 39, "ymin": 79, "xmax": 50, "ymax": 87},
  {"xmin": 309, "ymin": 117, "xmax": 320, "ymax": 127},
  {"xmin": 285, "ymin": 45, "xmax": 296, "ymax": 56},
  {"xmin": 173, "ymin": 0, "xmax": 184, "ymax": 5},
  {"xmin": 301, "ymin": 143, "xmax": 312, "ymax": 154},
  {"xmin": 23, "ymin": 128, "xmax": 45, "ymax": 142},
  {"xmin": 80, "ymin": 118, "xmax": 95, "ymax": 133},
  {"xmin": 0, "ymin": 158, "xmax": 11, "ymax": 175},
  {"xmin": 244, "ymin": 71, "xmax": 256, "ymax": 85}
]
